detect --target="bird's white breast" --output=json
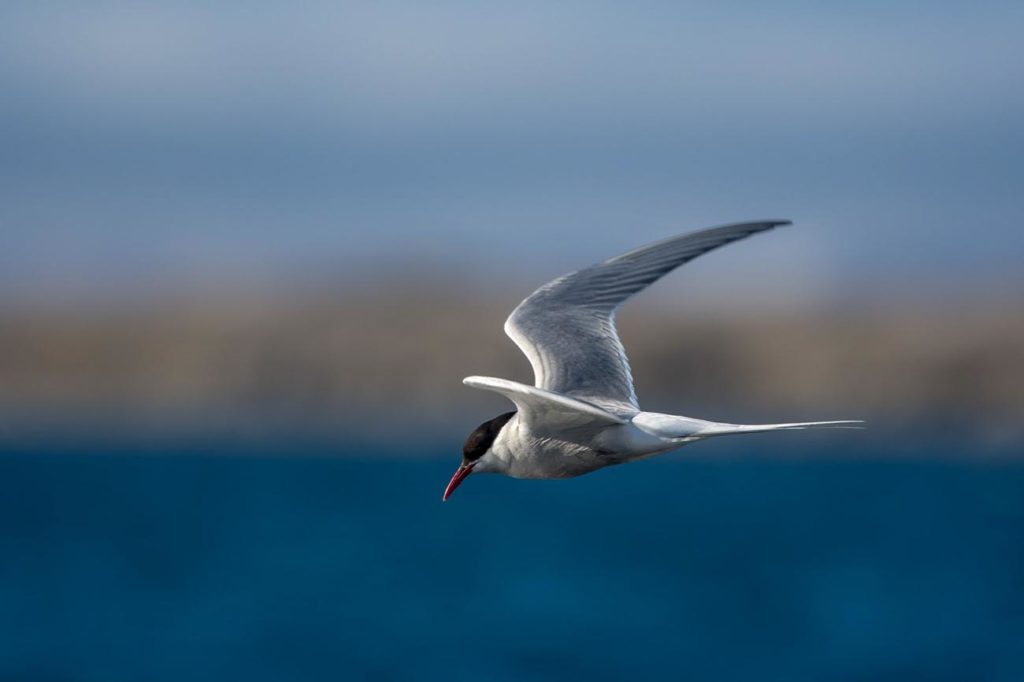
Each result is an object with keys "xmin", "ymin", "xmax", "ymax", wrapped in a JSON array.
[{"xmin": 487, "ymin": 413, "xmax": 682, "ymax": 479}]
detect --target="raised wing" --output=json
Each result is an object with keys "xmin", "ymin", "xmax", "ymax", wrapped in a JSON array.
[
  {"xmin": 504, "ymin": 220, "xmax": 790, "ymax": 408},
  {"xmin": 463, "ymin": 376, "xmax": 627, "ymax": 435}
]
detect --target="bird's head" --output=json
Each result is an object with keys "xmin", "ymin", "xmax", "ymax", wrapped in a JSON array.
[{"xmin": 443, "ymin": 411, "xmax": 516, "ymax": 501}]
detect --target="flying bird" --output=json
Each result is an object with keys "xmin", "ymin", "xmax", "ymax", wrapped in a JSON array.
[{"xmin": 444, "ymin": 221, "xmax": 861, "ymax": 500}]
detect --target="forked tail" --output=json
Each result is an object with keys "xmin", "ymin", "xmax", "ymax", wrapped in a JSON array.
[
  {"xmin": 632, "ymin": 412, "xmax": 864, "ymax": 440},
  {"xmin": 693, "ymin": 420, "xmax": 865, "ymax": 437}
]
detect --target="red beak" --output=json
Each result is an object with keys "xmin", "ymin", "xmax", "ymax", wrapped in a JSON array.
[{"xmin": 443, "ymin": 463, "xmax": 474, "ymax": 501}]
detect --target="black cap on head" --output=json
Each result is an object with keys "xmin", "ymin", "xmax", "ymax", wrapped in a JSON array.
[{"xmin": 463, "ymin": 411, "xmax": 515, "ymax": 463}]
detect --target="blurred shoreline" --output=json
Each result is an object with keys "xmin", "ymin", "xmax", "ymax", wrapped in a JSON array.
[{"xmin": 2, "ymin": 284, "xmax": 1021, "ymax": 452}]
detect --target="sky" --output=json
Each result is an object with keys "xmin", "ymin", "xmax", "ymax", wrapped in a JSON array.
[{"xmin": 1, "ymin": 2, "xmax": 1022, "ymax": 309}]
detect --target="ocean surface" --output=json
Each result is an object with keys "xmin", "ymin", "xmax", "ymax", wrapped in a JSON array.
[{"xmin": 1, "ymin": 439, "xmax": 1022, "ymax": 681}]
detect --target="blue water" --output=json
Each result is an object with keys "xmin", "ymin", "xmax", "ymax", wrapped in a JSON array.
[{"xmin": 1, "ymin": 441, "xmax": 1022, "ymax": 681}]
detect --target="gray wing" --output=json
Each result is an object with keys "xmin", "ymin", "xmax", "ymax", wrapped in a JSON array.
[
  {"xmin": 504, "ymin": 220, "xmax": 790, "ymax": 411},
  {"xmin": 463, "ymin": 376, "xmax": 627, "ymax": 434}
]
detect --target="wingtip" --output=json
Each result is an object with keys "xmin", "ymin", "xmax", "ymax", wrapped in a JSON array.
[{"xmin": 463, "ymin": 375, "xmax": 498, "ymax": 389}]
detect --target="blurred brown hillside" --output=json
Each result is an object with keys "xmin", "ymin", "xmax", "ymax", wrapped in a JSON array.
[{"xmin": 1, "ymin": 288, "xmax": 1022, "ymax": 448}]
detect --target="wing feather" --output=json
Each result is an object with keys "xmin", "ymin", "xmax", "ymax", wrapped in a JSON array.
[
  {"xmin": 504, "ymin": 220, "xmax": 790, "ymax": 407},
  {"xmin": 463, "ymin": 376, "xmax": 627, "ymax": 434}
]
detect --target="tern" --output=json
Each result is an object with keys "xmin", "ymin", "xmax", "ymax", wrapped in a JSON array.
[{"xmin": 444, "ymin": 221, "xmax": 861, "ymax": 500}]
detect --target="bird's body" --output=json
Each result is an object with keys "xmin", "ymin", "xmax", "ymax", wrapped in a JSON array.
[
  {"xmin": 444, "ymin": 221, "xmax": 861, "ymax": 500},
  {"xmin": 479, "ymin": 412, "xmax": 675, "ymax": 479},
  {"xmin": 473, "ymin": 386, "xmax": 854, "ymax": 480}
]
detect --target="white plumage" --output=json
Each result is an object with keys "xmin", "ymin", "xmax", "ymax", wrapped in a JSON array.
[{"xmin": 444, "ymin": 221, "xmax": 861, "ymax": 499}]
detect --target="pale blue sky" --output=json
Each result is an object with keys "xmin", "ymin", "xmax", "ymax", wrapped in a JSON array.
[{"xmin": 1, "ymin": 2, "xmax": 1022, "ymax": 308}]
